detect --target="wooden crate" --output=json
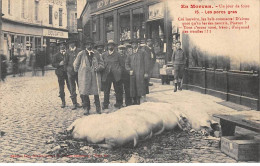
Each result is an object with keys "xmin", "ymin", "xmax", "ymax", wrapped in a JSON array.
[{"xmin": 221, "ymin": 136, "xmax": 260, "ymax": 161}]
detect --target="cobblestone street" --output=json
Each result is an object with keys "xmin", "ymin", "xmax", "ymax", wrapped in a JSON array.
[{"xmin": 0, "ymin": 71, "xmax": 240, "ymax": 163}]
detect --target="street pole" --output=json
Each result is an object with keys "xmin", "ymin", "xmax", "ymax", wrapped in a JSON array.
[{"xmin": 0, "ymin": 0, "xmax": 3, "ymax": 80}]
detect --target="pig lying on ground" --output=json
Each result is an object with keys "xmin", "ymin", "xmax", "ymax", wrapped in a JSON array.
[{"xmin": 67, "ymin": 102, "xmax": 218, "ymax": 148}]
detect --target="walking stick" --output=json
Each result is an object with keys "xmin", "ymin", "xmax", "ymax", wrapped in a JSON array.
[{"xmin": 95, "ymin": 70, "xmax": 103, "ymax": 113}]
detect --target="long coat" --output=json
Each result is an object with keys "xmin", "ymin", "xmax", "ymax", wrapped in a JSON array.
[
  {"xmin": 73, "ymin": 50, "xmax": 104, "ymax": 95},
  {"xmin": 101, "ymin": 51, "xmax": 122, "ymax": 82},
  {"xmin": 125, "ymin": 48, "xmax": 149, "ymax": 97}
]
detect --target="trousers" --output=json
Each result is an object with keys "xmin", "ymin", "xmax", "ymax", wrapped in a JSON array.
[
  {"xmin": 57, "ymin": 71, "xmax": 70, "ymax": 99},
  {"xmin": 103, "ymin": 72, "xmax": 123, "ymax": 107}
]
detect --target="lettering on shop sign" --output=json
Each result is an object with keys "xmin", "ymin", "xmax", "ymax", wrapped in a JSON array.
[
  {"xmin": 43, "ymin": 29, "xmax": 68, "ymax": 39},
  {"xmin": 97, "ymin": 0, "xmax": 120, "ymax": 9},
  {"xmin": 48, "ymin": 0, "xmax": 63, "ymax": 6}
]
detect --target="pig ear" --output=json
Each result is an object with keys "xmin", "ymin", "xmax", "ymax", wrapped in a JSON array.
[{"xmin": 133, "ymin": 137, "xmax": 137, "ymax": 147}]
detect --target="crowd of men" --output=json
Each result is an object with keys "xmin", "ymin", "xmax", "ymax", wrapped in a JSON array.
[{"xmin": 52, "ymin": 38, "xmax": 186, "ymax": 116}]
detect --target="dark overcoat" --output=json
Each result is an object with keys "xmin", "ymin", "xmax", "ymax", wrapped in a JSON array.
[
  {"xmin": 52, "ymin": 52, "xmax": 66, "ymax": 77},
  {"xmin": 125, "ymin": 48, "xmax": 149, "ymax": 97},
  {"xmin": 101, "ymin": 51, "xmax": 122, "ymax": 82}
]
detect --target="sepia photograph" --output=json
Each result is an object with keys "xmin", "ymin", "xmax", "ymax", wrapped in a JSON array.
[{"xmin": 0, "ymin": 0, "xmax": 259, "ymax": 164}]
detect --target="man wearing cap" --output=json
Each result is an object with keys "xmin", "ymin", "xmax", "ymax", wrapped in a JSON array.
[
  {"xmin": 74, "ymin": 38, "xmax": 104, "ymax": 115},
  {"xmin": 64, "ymin": 39, "xmax": 82, "ymax": 110},
  {"xmin": 52, "ymin": 42, "xmax": 70, "ymax": 108},
  {"xmin": 118, "ymin": 44, "xmax": 131, "ymax": 106},
  {"xmin": 172, "ymin": 41, "xmax": 187, "ymax": 92},
  {"xmin": 125, "ymin": 39, "xmax": 150, "ymax": 105},
  {"xmin": 102, "ymin": 40, "xmax": 123, "ymax": 109}
]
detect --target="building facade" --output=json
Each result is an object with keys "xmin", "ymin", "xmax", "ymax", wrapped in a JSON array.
[
  {"xmin": 67, "ymin": 0, "xmax": 78, "ymax": 41},
  {"xmin": 79, "ymin": 0, "xmax": 179, "ymax": 63},
  {"xmin": 1, "ymin": 0, "xmax": 68, "ymax": 62}
]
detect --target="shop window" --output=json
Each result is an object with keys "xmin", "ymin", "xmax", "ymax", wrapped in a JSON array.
[
  {"xmin": 119, "ymin": 11, "xmax": 130, "ymax": 41},
  {"xmin": 35, "ymin": 37, "xmax": 41, "ymax": 51},
  {"xmin": 105, "ymin": 17, "xmax": 114, "ymax": 41},
  {"xmin": 49, "ymin": 5, "xmax": 53, "ymax": 24},
  {"xmin": 133, "ymin": 8, "xmax": 145, "ymax": 40},
  {"xmin": 59, "ymin": 8, "xmax": 63, "ymax": 26}
]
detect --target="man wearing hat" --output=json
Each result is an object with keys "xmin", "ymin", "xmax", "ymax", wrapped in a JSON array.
[
  {"xmin": 95, "ymin": 41, "xmax": 105, "ymax": 55},
  {"xmin": 118, "ymin": 44, "xmax": 131, "ymax": 106},
  {"xmin": 94, "ymin": 41, "xmax": 105, "ymax": 92},
  {"xmin": 73, "ymin": 38, "xmax": 104, "ymax": 115},
  {"xmin": 64, "ymin": 39, "xmax": 82, "ymax": 110},
  {"xmin": 52, "ymin": 41, "xmax": 70, "ymax": 108},
  {"xmin": 102, "ymin": 40, "xmax": 123, "ymax": 109},
  {"xmin": 125, "ymin": 39, "xmax": 150, "ymax": 105}
]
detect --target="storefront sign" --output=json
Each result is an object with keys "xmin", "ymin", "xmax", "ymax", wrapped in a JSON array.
[
  {"xmin": 50, "ymin": 39, "xmax": 57, "ymax": 43},
  {"xmin": 148, "ymin": 3, "xmax": 164, "ymax": 20},
  {"xmin": 47, "ymin": 0, "xmax": 63, "ymax": 6},
  {"xmin": 43, "ymin": 29, "xmax": 68, "ymax": 39},
  {"xmin": 97, "ymin": 0, "xmax": 120, "ymax": 9}
]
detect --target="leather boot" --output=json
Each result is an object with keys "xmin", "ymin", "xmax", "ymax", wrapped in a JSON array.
[
  {"xmin": 71, "ymin": 98, "xmax": 77, "ymax": 110},
  {"xmin": 61, "ymin": 97, "xmax": 66, "ymax": 108},
  {"xmin": 95, "ymin": 95, "xmax": 101, "ymax": 114},
  {"xmin": 174, "ymin": 83, "xmax": 178, "ymax": 92},
  {"xmin": 178, "ymin": 82, "xmax": 182, "ymax": 91}
]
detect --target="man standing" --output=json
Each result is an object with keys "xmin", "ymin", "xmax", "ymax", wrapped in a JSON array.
[
  {"xmin": 52, "ymin": 42, "xmax": 70, "ymax": 108},
  {"xmin": 102, "ymin": 40, "xmax": 123, "ymax": 109},
  {"xmin": 64, "ymin": 39, "xmax": 81, "ymax": 110},
  {"xmin": 125, "ymin": 39, "xmax": 149, "ymax": 105},
  {"xmin": 145, "ymin": 39, "xmax": 156, "ymax": 86},
  {"xmin": 37, "ymin": 48, "xmax": 46, "ymax": 76},
  {"xmin": 118, "ymin": 44, "xmax": 131, "ymax": 106},
  {"xmin": 172, "ymin": 41, "xmax": 187, "ymax": 92},
  {"xmin": 94, "ymin": 41, "xmax": 105, "ymax": 92},
  {"xmin": 29, "ymin": 49, "xmax": 37, "ymax": 76},
  {"xmin": 73, "ymin": 38, "xmax": 104, "ymax": 115},
  {"xmin": 95, "ymin": 41, "xmax": 105, "ymax": 55}
]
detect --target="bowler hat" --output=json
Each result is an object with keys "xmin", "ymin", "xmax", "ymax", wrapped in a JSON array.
[
  {"xmin": 57, "ymin": 40, "xmax": 66, "ymax": 46},
  {"xmin": 130, "ymin": 39, "xmax": 140, "ymax": 44},
  {"xmin": 125, "ymin": 43, "xmax": 132, "ymax": 48},
  {"xmin": 146, "ymin": 39, "xmax": 153, "ymax": 43},
  {"xmin": 95, "ymin": 41, "xmax": 105, "ymax": 48},
  {"xmin": 67, "ymin": 39, "xmax": 77, "ymax": 44},
  {"xmin": 118, "ymin": 44, "xmax": 126, "ymax": 49},
  {"xmin": 107, "ymin": 40, "xmax": 116, "ymax": 45},
  {"xmin": 84, "ymin": 38, "xmax": 94, "ymax": 44}
]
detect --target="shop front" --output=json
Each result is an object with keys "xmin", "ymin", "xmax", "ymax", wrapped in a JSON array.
[
  {"xmin": 2, "ymin": 20, "xmax": 43, "ymax": 61},
  {"xmin": 85, "ymin": 0, "xmax": 179, "ymax": 77},
  {"xmin": 43, "ymin": 28, "xmax": 68, "ymax": 64}
]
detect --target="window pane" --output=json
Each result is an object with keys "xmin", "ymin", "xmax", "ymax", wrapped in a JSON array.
[
  {"xmin": 105, "ymin": 17, "xmax": 114, "ymax": 41},
  {"xmin": 119, "ymin": 12, "xmax": 130, "ymax": 41},
  {"xmin": 132, "ymin": 8, "xmax": 145, "ymax": 39},
  {"xmin": 49, "ymin": 5, "xmax": 53, "ymax": 24}
]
